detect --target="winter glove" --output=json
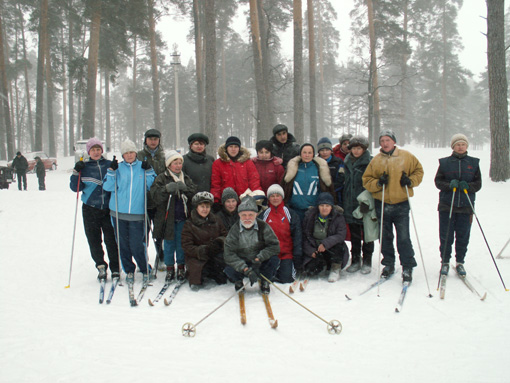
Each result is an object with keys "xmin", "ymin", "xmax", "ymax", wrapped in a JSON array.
[
  {"xmin": 377, "ymin": 172, "xmax": 389, "ymax": 187},
  {"xmin": 165, "ymin": 183, "xmax": 179, "ymax": 193},
  {"xmin": 141, "ymin": 161, "xmax": 151, "ymax": 170},
  {"xmin": 359, "ymin": 202, "xmax": 370, "ymax": 214},
  {"xmin": 245, "ymin": 268, "xmax": 259, "ymax": 286},
  {"xmin": 74, "ymin": 161, "xmax": 85, "ymax": 172},
  {"xmin": 400, "ymin": 172, "xmax": 412, "ymax": 187},
  {"xmin": 459, "ymin": 181, "xmax": 469, "ymax": 192},
  {"xmin": 449, "ymin": 179, "xmax": 459, "ymax": 190},
  {"xmin": 176, "ymin": 181, "xmax": 187, "ymax": 192},
  {"xmin": 250, "ymin": 259, "xmax": 262, "ymax": 276},
  {"xmin": 110, "ymin": 156, "xmax": 118, "ymax": 170}
]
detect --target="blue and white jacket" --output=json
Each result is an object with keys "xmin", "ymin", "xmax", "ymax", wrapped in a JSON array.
[{"xmin": 70, "ymin": 157, "xmax": 111, "ymax": 210}]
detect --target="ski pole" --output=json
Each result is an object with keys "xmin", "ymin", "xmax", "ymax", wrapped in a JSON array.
[
  {"xmin": 182, "ymin": 283, "xmax": 248, "ymax": 337},
  {"xmin": 143, "ymin": 167, "xmax": 150, "ymax": 278},
  {"xmin": 376, "ymin": 183, "xmax": 385, "ymax": 296},
  {"xmin": 496, "ymin": 237, "xmax": 510, "ymax": 259},
  {"xmin": 113, "ymin": 157, "xmax": 122, "ymax": 278},
  {"xmin": 65, "ymin": 165, "xmax": 82, "ymax": 288},
  {"xmin": 259, "ymin": 274, "xmax": 342, "ymax": 334},
  {"xmin": 405, "ymin": 185, "xmax": 433, "ymax": 298},
  {"xmin": 462, "ymin": 188, "xmax": 508, "ymax": 291},
  {"xmin": 153, "ymin": 193, "xmax": 173, "ymax": 278},
  {"xmin": 437, "ymin": 188, "xmax": 456, "ymax": 289}
]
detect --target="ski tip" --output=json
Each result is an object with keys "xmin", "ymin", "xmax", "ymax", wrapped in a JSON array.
[
  {"xmin": 345, "ymin": 294, "xmax": 352, "ymax": 301},
  {"xmin": 289, "ymin": 287, "xmax": 294, "ymax": 293},
  {"xmin": 270, "ymin": 319, "xmax": 278, "ymax": 329},
  {"xmin": 481, "ymin": 292, "xmax": 488, "ymax": 301},
  {"xmin": 164, "ymin": 299, "xmax": 169, "ymax": 306},
  {"xmin": 148, "ymin": 299, "xmax": 154, "ymax": 306},
  {"xmin": 395, "ymin": 307, "xmax": 400, "ymax": 313},
  {"xmin": 106, "ymin": 300, "xmax": 111, "ymax": 304}
]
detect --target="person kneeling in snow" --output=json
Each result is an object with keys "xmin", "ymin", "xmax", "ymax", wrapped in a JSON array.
[{"xmin": 223, "ymin": 196, "xmax": 280, "ymax": 294}]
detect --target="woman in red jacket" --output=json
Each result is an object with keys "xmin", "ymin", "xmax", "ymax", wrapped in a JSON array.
[
  {"xmin": 210, "ymin": 136, "xmax": 263, "ymax": 204},
  {"xmin": 251, "ymin": 140, "xmax": 285, "ymax": 196}
]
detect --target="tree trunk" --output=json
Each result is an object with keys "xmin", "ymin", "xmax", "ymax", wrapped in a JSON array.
[
  {"xmin": 193, "ymin": 0, "xmax": 205, "ymax": 132},
  {"xmin": 82, "ymin": 0, "xmax": 102, "ymax": 139},
  {"xmin": 293, "ymin": 0, "xmax": 304, "ymax": 143},
  {"xmin": 148, "ymin": 0, "xmax": 162, "ymax": 132},
  {"xmin": 307, "ymin": 0, "xmax": 317, "ymax": 145},
  {"xmin": 366, "ymin": 0, "xmax": 380, "ymax": 144},
  {"xmin": 105, "ymin": 70, "xmax": 111, "ymax": 151},
  {"xmin": 0, "ymin": 2, "xmax": 14, "ymax": 159},
  {"xmin": 440, "ymin": 2, "xmax": 447, "ymax": 146},
  {"xmin": 204, "ymin": 0, "xmax": 217, "ymax": 149},
  {"xmin": 317, "ymin": 0, "xmax": 325, "ymax": 138},
  {"xmin": 257, "ymin": 0, "xmax": 274, "ymax": 135},
  {"xmin": 45, "ymin": 28, "xmax": 56, "ymax": 157},
  {"xmin": 399, "ymin": 0, "xmax": 409, "ymax": 146},
  {"xmin": 19, "ymin": 3, "xmax": 35, "ymax": 150},
  {"xmin": 34, "ymin": 0, "xmax": 48, "ymax": 151},
  {"xmin": 68, "ymin": 0, "xmax": 74, "ymax": 154},
  {"xmin": 132, "ymin": 35, "xmax": 137, "ymax": 141},
  {"xmin": 61, "ymin": 25, "xmax": 68, "ymax": 156},
  {"xmin": 487, "ymin": 0, "xmax": 510, "ymax": 181}
]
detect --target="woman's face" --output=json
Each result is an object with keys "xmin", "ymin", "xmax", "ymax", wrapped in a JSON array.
[
  {"xmin": 257, "ymin": 148, "xmax": 272, "ymax": 160},
  {"xmin": 301, "ymin": 146, "xmax": 314, "ymax": 163},
  {"xmin": 191, "ymin": 141, "xmax": 206, "ymax": 153},
  {"xmin": 453, "ymin": 142, "xmax": 468, "ymax": 155},
  {"xmin": 318, "ymin": 204, "xmax": 332, "ymax": 217},
  {"xmin": 169, "ymin": 158, "xmax": 183, "ymax": 174},
  {"xmin": 197, "ymin": 203, "xmax": 211, "ymax": 218},
  {"xmin": 89, "ymin": 146, "xmax": 103, "ymax": 161},
  {"xmin": 269, "ymin": 193, "xmax": 283, "ymax": 207},
  {"xmin": 224, "ymin": 198, "xmax": 238, "ymax": 213},
  {"xmin": 123, "ymin": 152, "xmax": 137, "ymax": 164},
  {"xmin": 227, "ymin": 145, "xmax": 240, "ymax": 158},
  {"xmin": 351, "ymin": 146, "xmax": 364, "ymax": 158}
]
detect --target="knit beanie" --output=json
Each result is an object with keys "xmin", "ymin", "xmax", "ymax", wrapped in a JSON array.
[
  {"xmin": 300, "ymin": 143, "xmax": 315, "ymax": 157},
  {"xmin": 348, "ymin": 135, "xmax": 369, "ymax": 150},
  {"xmin": 221, "ymin": 187, "xmax": 239, "ymax": 205},
  {"xmin": 379, "ymin": 129, "xmax": 397, "ymax": 144},
  {"xmin": 317, "ymin": 137, "xmax": 333, "ymax": 152},
  {"xmin": 339, "ymin": 133, "xmax": 353, "ymax": 145},
  {"xmin": 267, "ymin": 184, "xmax": 285, "ymax": 199},
  {"xmin": 165, "ymin": 149, "xmax": 184, "ymax": 167},
  {"xmin": 317, "ymin": 192, "xmax": 334, "ymax": 207},
  {"xmin": 121, "ymin": 139, "xmax": 137, "ymax": 155},
  {"xmin": 188, "ymin": 133, "xmax": 209, "ymax": 146},
  {"xmin": 450, "ymin": 133, "xmax": 469, "ymax": 149},
  {"xmin": 225, "ymin": 136, "xmax": 242, "ymax": 149},
  {"xmin": 273, "ymin": 124, "xmax": 288, "ymax": 136},
  {"xmin": 86, "ymin": 137, "xmax": 104, "ymax": 154},
  {"xmin": 237, "ymin": 196, "xmax": 258, "ymax": 213},
  {"xmin": 255, "ymin": 140, "xmax": 274, "ymax": 154}
]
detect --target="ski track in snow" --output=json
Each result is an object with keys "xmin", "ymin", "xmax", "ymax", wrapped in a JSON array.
[{"xmin": 1, "ymin": 146, "xmax": 509, "ymax": 383}]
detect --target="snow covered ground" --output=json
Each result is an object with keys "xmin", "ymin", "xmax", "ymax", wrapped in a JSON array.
[{"xmin": 1, "ymin": 146, "xmax": 509, "ymax": 383}]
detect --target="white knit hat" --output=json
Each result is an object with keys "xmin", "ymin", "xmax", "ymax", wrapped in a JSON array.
[
  {"xmin": 121, "ymin": 139, "xmax": 137, "ymax": 155},
  {"xmin": 450, "ymin": 133, "xmax": 469, "ymax": 149},
  {"xmin": 165, "ymin": 149, "xmax": 183, "ymax": 167},
  {"xmin": 267, "ymin": 184, "xmax": 284, "ymax": 198}
]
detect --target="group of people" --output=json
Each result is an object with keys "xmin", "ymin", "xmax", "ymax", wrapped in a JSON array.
[
  {"xmin": 69, "ymin": 125, "xmax": 481, "ymax": 294},
  {"xmin": 10, "ymin": 151, "xmax": 46, "ymax": 191}
]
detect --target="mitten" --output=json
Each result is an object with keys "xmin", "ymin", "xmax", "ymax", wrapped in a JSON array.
[
  {"xmin": 74, "ymin": 161, "xmax": 85, "ymax": 172},
  {"xmin": 377, "ymin": 172, "xmax": 389, "ymax": 186},
  {"xmin": 110, "ymin": 156, "xmax": 118, "ymax": 170},
  {"xmin": 459, "ymin": 180, "xmax": 469, "ymax": 192},
  {"xmin": 245, "ymin": 268, "xmax": 258, "ymax": 286},
  {"xmin": 400, "ymin": 172, "xmax": 412, "ymax": 187},
  {"xmin": 141, "ymin": 161, "xmax": 151, "ymax": 170},
  {"xmin": 176, "ymin": 182, "xmax": 187, "ymax": 192},
  {"xmin": 449, "ymin": 179, "xmax": 459, "ymax": 190},
  {"xmin": 359, "ymin": 202, "xmax": 370, "ymax": 214},
  {"xmin": 166, "ymin": 183, "xmax": 178, "ymax": 193}
]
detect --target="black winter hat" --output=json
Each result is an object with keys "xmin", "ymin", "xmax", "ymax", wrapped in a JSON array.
[
  {"xmin": 16, "ymin": 151, "xmax": 21, "ymax": 156},
  {"xmin": 300, "ymin": 143, "xmax": 315, "ymax": 157},
  {"xmin": 255, "ymin": 140, "xmax": 274, "ymax": 154},
  {"xmin": 273, "ymin": 124, "xmax": 288, "ymax": 136},
  {"xmin": 317, "ymin": 192, "xmax": 335, "ymax": 207},
  {"xmin": 348, "ymin": 135, "xmax": 369, "ymax": 150},
  {"xmin": 225, "ymin": 136, "xmax": 242, "ymax": 148},
  {"xmin": 188, "ymin": 133, "xmax": 209, "ymax": 146},
  {"xmin": 144, "ymin": 129, "xmax": 161, "ymax": 139}
]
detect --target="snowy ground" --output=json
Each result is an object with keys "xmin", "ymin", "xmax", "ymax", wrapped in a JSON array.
[{"xmin": 1, "ymin": 147, "xmax": 509, "ymax": 383}]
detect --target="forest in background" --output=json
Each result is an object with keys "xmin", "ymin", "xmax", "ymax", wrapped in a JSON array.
[{"xmin": 0, "ymin": 0, "xmax": 509, "ymax": 180}]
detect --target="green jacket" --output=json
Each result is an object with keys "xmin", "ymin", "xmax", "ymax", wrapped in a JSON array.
[{"xmin": 137, "ymin": 145, "xmax": 166, "ymax": 209}]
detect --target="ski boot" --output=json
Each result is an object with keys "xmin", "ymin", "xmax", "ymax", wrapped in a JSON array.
[
  {"xmin": 328, "ymin": 263, "xmax": 342, "ymax": 282},
  {"xmin": 402, "ymin": 267, "xmax": 413, "ymax": 283},
  {"xmin": 176, "ymin": 265, "xmax": 186, "ymax": 282},
  {"xmin": 456, "ymin": 263, "xmax": 466, "ymax": 276},
  {"xmin": 97, "ymin": 265, "xmax": 107, "ymax": 281},
  {"xmin": 381, "ymin": 265, "xmax": 395, "ymax": 278}
]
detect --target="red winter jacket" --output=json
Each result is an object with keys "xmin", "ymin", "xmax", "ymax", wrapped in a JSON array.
[
  {"xmin": 332, "ymin": 144, "xmax": 347, "ymax": 161},
  {"xmin": 251, "ymin": 156, "xmax": 285, "ymax": 195},
  {"xmin": 261, "ymin": 203, "xmax": 294, "ymax": 260},
  {"xmin": 210, "ymin": 145, "xmax": 262, "ymax": 203}
]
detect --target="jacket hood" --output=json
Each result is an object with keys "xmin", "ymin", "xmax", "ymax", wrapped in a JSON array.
[
  {"xmin": 283, "ymin": 156, "xmax": 332, "ymax": 186},
  {"xmin": 217, "ymin": 144, "xmax": 252, "ymax": 163}
]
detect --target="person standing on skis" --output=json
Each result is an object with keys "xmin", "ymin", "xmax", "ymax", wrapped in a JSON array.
[{"xmin": 362, "ymin": 130, "xmax": 424, "ymax": 283}]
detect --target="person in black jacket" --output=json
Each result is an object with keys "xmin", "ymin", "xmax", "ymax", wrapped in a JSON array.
[
  {"xmin": 12, "ymin": 151, "xmax": 28, "ymax": 191},
  {"xmin": 434, "ymin": 133, "xmax": 481, "ymax": 277},
  {"xmin": 35, "ymin": 156, "xmax": 46, "ymax": 191},
  {"xmin": 270, "ymin": 124, "xmax": 300, "ymax": 168}
]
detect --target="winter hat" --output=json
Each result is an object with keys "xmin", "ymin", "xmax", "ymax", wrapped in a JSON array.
[
  {"xmin": 225, "ymin": 136, "xmax": 242, "ymax": 149},
  {"xmin": 255, "ymin": 140, "xmax": 273, "ymax": 154},
  {"xmin": 121, "ymin": 139, "xmax": 137, "ymax": 155},
  {"xmin": 450, "ymin": 133, "xmax": 469, "ymax": 149},
  {"xmin": 221, "ymin": 187, "xmax": 239, "ymax": 204},
  {"xmin": 300, "ymin": 143, "xmax": 315, "ymax": 157},
  {"xmin": 192, "ymin": 191, "xmax": 214, "ymax": 207},
  {"xmin": 16, "ymin": 151, "xmax": 21, "ymax": 156},
  {"xmin": 348, "ymin": 135, "xmax": 369, "ymax": 150},
  {"xmin": 187, "ymin": 133, "xmax": 209, "ymax": 146},
  {"xmin": 339, "ymin": 133, "xmax": 353, "ymax": 145},
  {"xmin": 379, "ymin": 129, "xmax": 397, "ymax": 144},
  {"xmin": 144, "ymin": 128, "xmax": 161, "ymax": 140},
  {"xmin": 317, "ymin": 137, "xmax": 333, "ymax": 152},
  {"xmin": 237, "ymin": 196, "xmax": 258, "ymax": 213},
  {"xmin": 317, "ymin": 192, "xmax": 335, "ymax": 207},
  {"xmin": 267, "ymin": 184, "xmax": 284, "ymax": 199},
  {"xmin": 86, "ymin": 137, "xmax": 104, "ymax": 154},
  {"xmin": 273, "ymin": 124, "xmax": 288, "ymax": 136},
  {"xmin": 165, "ymin": 149, "xmax": 183, "ymax": 167}
]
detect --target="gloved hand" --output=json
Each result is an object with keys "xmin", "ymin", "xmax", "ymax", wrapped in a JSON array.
[
  {"xmin": 176, "ymin": 181, "xmax": 187, "ymax": 192},
  {"xmin": 459, "ymin": 180, "xmax": 469, "ymax": 192},
  {"xmin": 110, "ymin": 156, "xmax": 118, "ymax": 170},
  {"xmin": 74, "ymin": 161, "xmax": 85, "ymax": 172},
  {"xmin": 165, "ymin": 183, "xmax": 179, "ymax": 193},
  {"xmin": 400, "ymin": 172, "xmax": 412, "ymax": 187},
  {"xmin": 449, "ymin": 179, "xmax": 459, "ymax": 190},
  {"xmin": 359, "ymin": 202, "xmax": 370, "ymax": 214},
  {"xmin": 251, "ymin": 259, "xmax": 261, "ymax": 276},
  {"xmin": 141, "ymin": 161, "xmax": 151, "ymax": 170},
  {"xmin": 245, "ymin": 268, "xmax": 259, "ymax": 286},
  {"xmin": 377, "ymin": 172, "xmax": 389, "ymax": 187}
]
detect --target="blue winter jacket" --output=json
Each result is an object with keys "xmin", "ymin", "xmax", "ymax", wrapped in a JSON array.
[
  {"xmin": 291, "ymin": 161, "xmax": 320, "ymax": 212},
  {"xmin": 70, "ymin": 157, "xmax": 112, "ymax": 210},
  {"xmin": 103, "ymin": 159, "xmax": 156, "ymax": 216}
]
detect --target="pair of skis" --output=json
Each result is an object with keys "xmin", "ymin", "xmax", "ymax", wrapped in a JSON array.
[
  {"xmin": 289, "ymin": 274, "xmax": 309, "ymax": 293},
  {"xmin": 99, "ymin": 277, "xmax": 121, "ymax": 304},
  {"xmin": 238, "ymin": 290, "xmax": 278, "ymax": 329},
  {"xmin": 147, "ymin": 279, "xmax": 186, "ymax": 306},
  {"xmin": 439, "ymin": 272, "xmax": 487, "ymax": 301}
]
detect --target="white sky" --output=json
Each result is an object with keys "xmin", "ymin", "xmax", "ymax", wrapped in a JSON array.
[{"xmin": 158, "ymin": 1, "xmax": 488, "ymax": 79}]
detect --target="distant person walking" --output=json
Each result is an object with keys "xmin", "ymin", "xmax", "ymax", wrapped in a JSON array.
[
  {"xmin": 35, "ymin": 156, "xmax": 46, "ymax": 191},
  {"xmin": 12, "ymin": 151, "xmax": 28, "ymax": 191}
]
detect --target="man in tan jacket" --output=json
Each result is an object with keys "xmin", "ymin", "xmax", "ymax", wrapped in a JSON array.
[{"xmin": 362, "ymin": 130, "xmax": 424, "ymax": 282}]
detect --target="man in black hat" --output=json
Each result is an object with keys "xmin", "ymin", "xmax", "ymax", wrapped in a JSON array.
[
  {"xmin": 12, "ymin": 151, "xmax": 29, "ymax": 191},
  {"xmin": 269, "ymin": 124, "xmax": 300, "ymax": 168},
  {"xmin": 183, "ymin": 133, "xmax": 215, "ymax": 192}
]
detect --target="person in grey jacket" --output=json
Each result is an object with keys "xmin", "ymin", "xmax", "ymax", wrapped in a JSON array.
[
  {"xmin": 182, "ymin": 133, "xmax": 215, "ymax": 193},
  {"xmin": 224, "ymin": 196, "xmax": 280, "ymax": 294}
]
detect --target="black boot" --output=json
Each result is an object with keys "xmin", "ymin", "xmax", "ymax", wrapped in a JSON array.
[{"xmin": 346, "ymin": 254, "xmax": 361, "ymax": 273}]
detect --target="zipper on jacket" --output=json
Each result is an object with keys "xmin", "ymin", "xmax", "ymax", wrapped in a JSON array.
[
  {"xmin": 129, "ymin": 163, "xmax": 133, "ymax": 213},
  {"xmin": 456, "ymin": 159, "xmax": 461, "ymax": 206},
  {"xmin": 98, "ymin": 160, "xmax": 104, "ymax": 209}
]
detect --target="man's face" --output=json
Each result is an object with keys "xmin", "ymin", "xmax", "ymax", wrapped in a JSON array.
[
  {"xmin": 341, "ymin": 141, "xmax": 350, "ymax": 153},
  {"xmin": 146, "ymin": 137, "xmax": 160, "ymax": 150},
  {"xmin": 318, "ymin": 204, "xmax": 332, "ymax": 217},
  {"xmin": 318, "ymin": 148, "xmax": 332, "ymax": 160},
  {"xmin": 453, "ymin": 142, "xmax": 468, "ymax": 155},
  {"xmin": 379, "ymin": 136, "xmax": 395, "ymax": 152},
  {"xmin": 190, "ymin": 140, "xmax": 206, "ymax": 153},
  {"xmin": 269, "ymin": 194, "xmax": 283, "ymax": 207},
  {"xmin": 239, "ymin": 211, "xmax": 257, "ymax": 228},
  {"xmin": 275, "ymin": 131, "xmax": 288, "ymax": 144}
]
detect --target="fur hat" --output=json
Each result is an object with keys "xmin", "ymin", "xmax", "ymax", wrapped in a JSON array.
[
  {"xmin": 121, "ymin": 139, "xmax": 137, "ymax": 155},
  {"xmin": 339, "ymin": 133, "xmax": 353, "ymax": 145},
  {"xmin": 348, "ymin": 135, "xmax": 369, "ymax": 150},
  {"xmin": 300, "ymin": 143, "xmax": 315, "ymax": 157},
  {"xmin": 255, "ymin": 140, "xmax": 273, "ymax": 154},
  {"xmin": 273, "ymin": 124, "xmax": 288, "ymax": 136},
  {"xmin": 225, "ymin": 136, "xmax": 242, "ymax": 149},
  {"xmin": 317, "ymin": 192, "xmax": 335, "ymax": 207},
  {"xmin": 188, "ymin": 133, "xmax": 209, "ymax": 146},
  {"xmin": 86, "ymin": 137, "xmax": 104, "ymax": 154},
  {"xmin": 450, "ymin": 133, "xmax": 469, "ymax": 149},
  {"xmin": 238, "ymin": 196, "xmax": 258, "ymax": 213},
  {"xmin": 165, "ymin": 149, "xmax": 183, "ymax": 167},
  {"xmin": 221, "ymin": 187, "xmax": 239, "ymax": 205},
  {"xmin": 267, "ymin": 184, "xmax": 284, "ymax": 199},
  {"xmin": 192, "ymin": 191, "xmax": 214, "ymax": 207},
  {"xmin": 379, "ymin": 129, "xmax": 397, "ymax": 144},
  {"xmin": 317, "ymin": 137, "xmax": 333, "ymax": 152}
]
